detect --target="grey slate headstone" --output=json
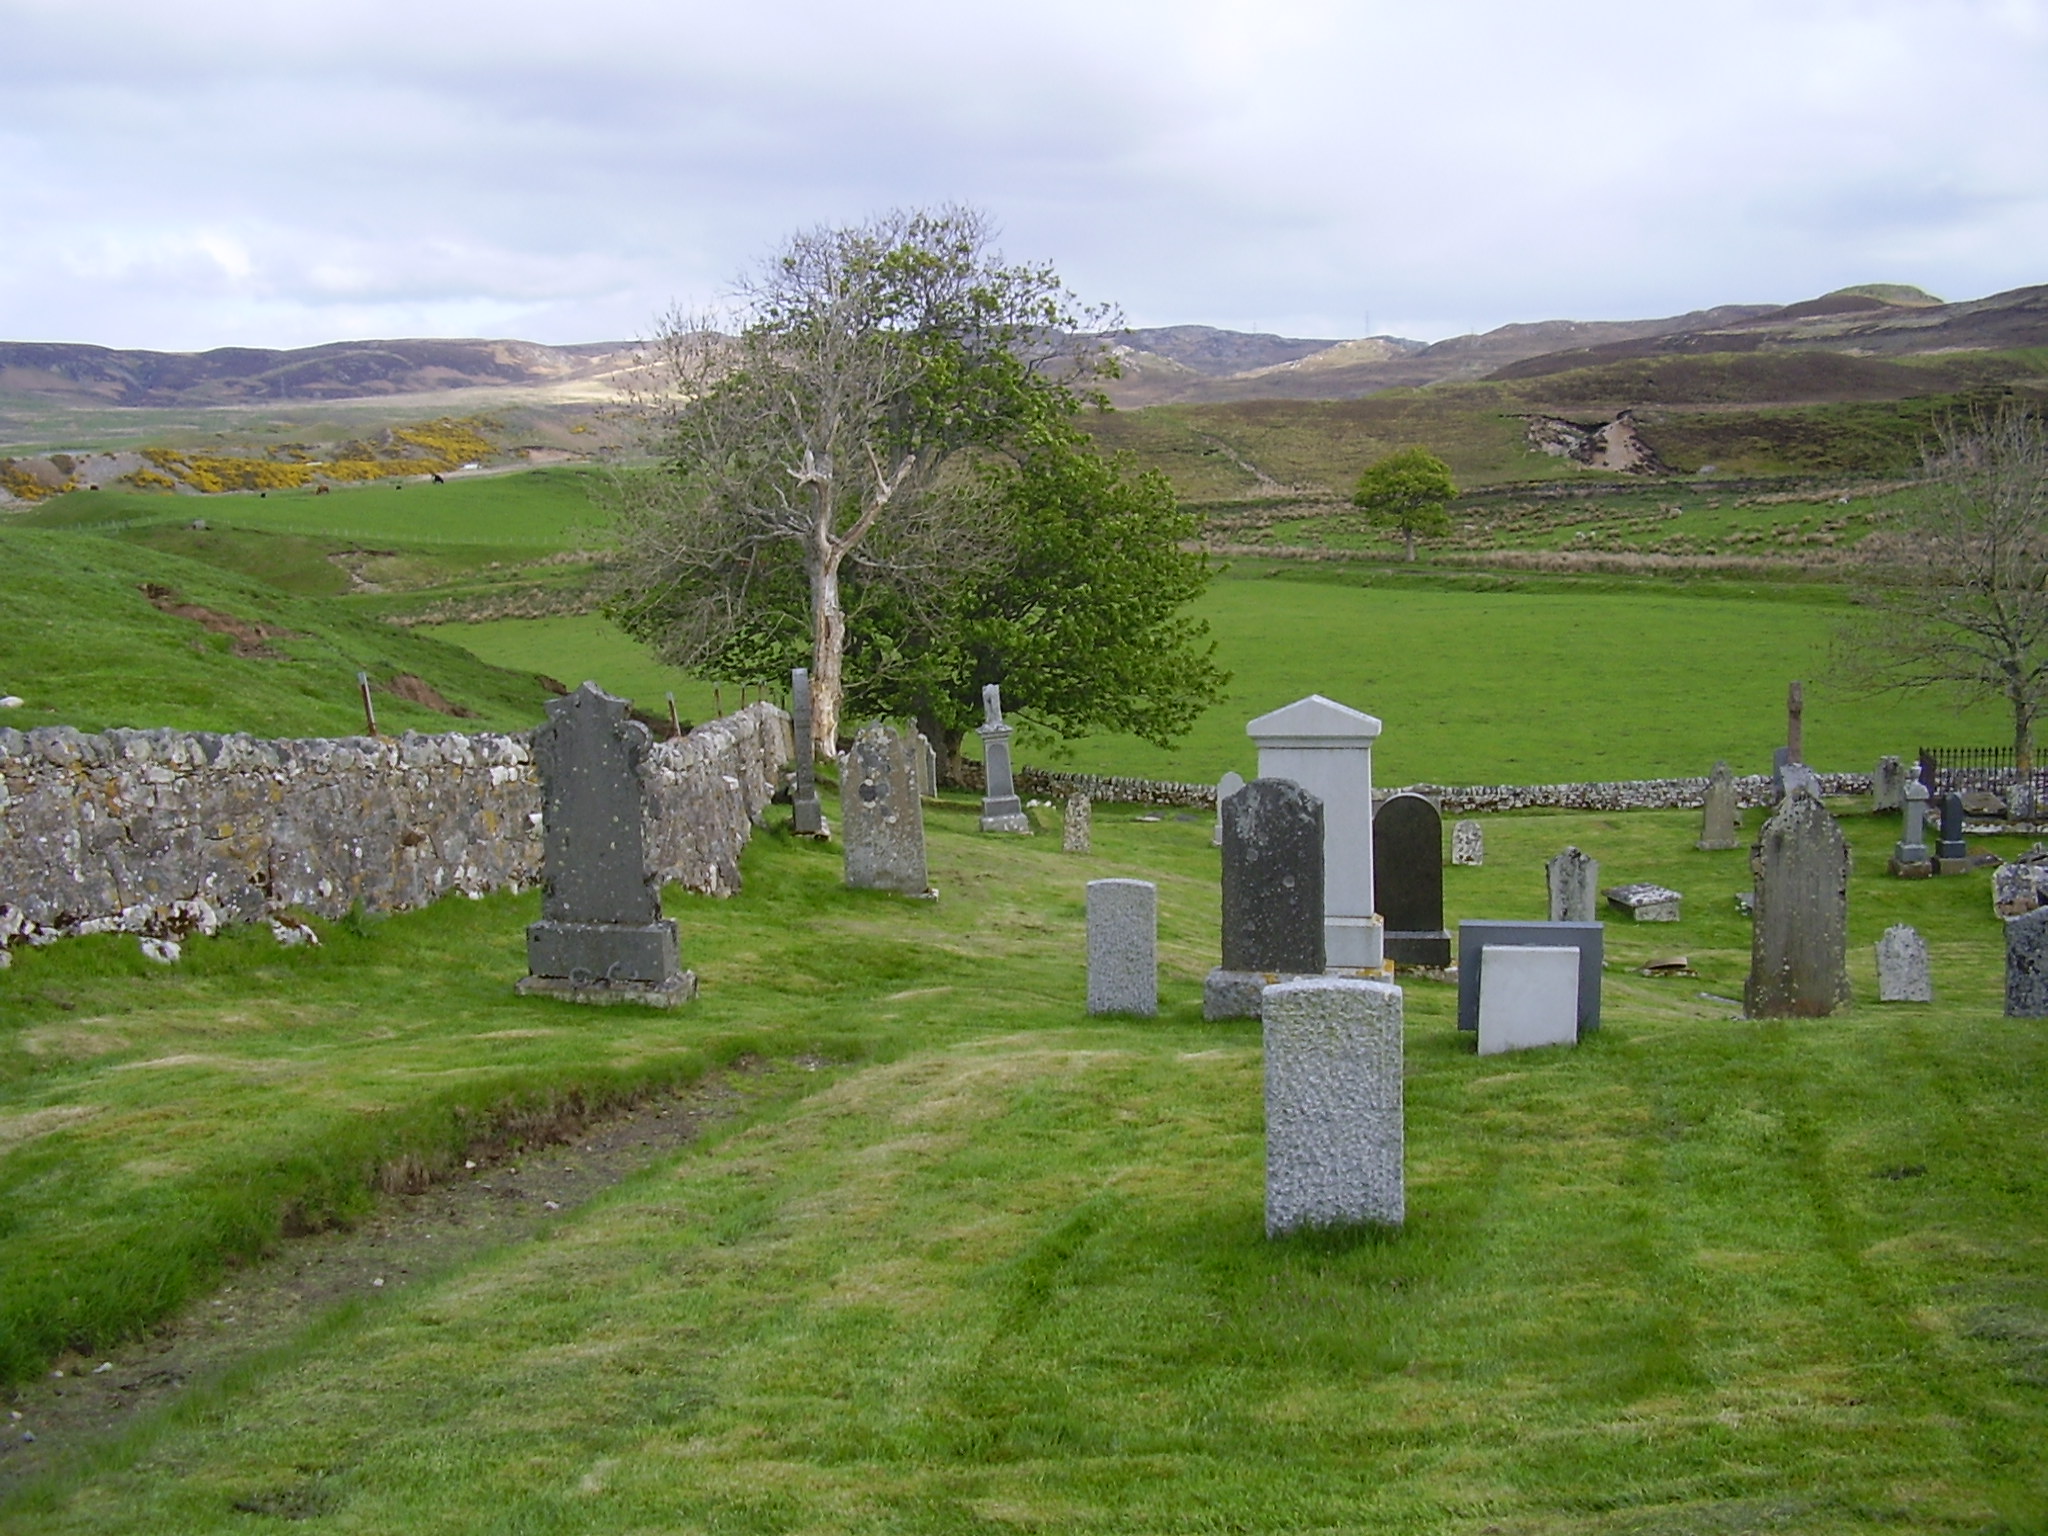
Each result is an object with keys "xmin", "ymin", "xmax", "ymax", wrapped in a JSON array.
[
  {"xmin": 2005, "ymin": 907, "xmax": 2048, "ymax": 1016},
  {"xmin": 1205, "ymin": 777, "xmax": 1325, "ymax": 1020},
  {"xmin": 1450, "ymin": 819, "xmax": 1484, "ymax": 866},
  {"xmin": 1547, "ymin": 846, "xmax": 1600, "ymax": 923},
  {"xmin": 1745, "ymin": 791, "xmax": 1851, "ymax": 1018},
  {"xmin": 1212, "ymin": 770, "xmax": 1245, "ymax": 847},
  {"xmin": 1087, "ymin": 878, "xmax": 1157, "ymax": 1016},
  {"xmin": 977, "ymin": 683, "xmax": 1030, "ymax": 833},
  {"xmin": 519, "ymin": 682, "xmax": 690, "ymax": 1005},
  {"xmin": 842, "ymin": 722, "xmax": 932, "ymax": 897},
  {"xmin": 1457, "ymin": 920, "xmax": 1603, "ymax": 1036},
  {"xmin": 790, "ymin": 667, "xmax": 826, "ymax": 838},
  {"xmin": 1890, "ymin": 780, "xmax": 1932, "ymax": 875},
  {"xmin": 1872, "ymin": 755, "xmax": 1905, "ymax": 814},
  {"xmin": 1936, "ymin": 791, "xmax": 1969, "ymax": 868},
  {"xmin": 1373, "ymin": 792, "xmax": 1449, "ymax": 967},
  {"xmin": 1875, "ymin": 924, "xmax": 1932, "ymax": 1002},
  {"xmin": 1263, "ymin": 976, "xmax": 1403, "ymax": 1233},
  {"xmin": 1063, "ymin": 792, "xmax": 1092, "ymax": 854},
  {"xmin": 1697, "ymin": 760, "xmax": 1740, "ymax": 850}
]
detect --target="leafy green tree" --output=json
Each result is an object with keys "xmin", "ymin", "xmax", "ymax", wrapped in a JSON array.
[{"xmin": 1351, "ymin": 447, "xmax": 1457, "ymax": 561}]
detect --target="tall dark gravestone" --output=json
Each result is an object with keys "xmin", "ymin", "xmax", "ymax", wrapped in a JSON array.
[
  {"xmin": 1374, "ymin": 792, "xmax": 1450, "ymax": 967},
  {"xmin": 790, "ymin": 667, "xmax": 826, "ymax": 838},
  {"xmin": 519, "ymin": 683, "xmax": 692, "ymax": 1006},
  {"xmin": 1205, "ymin": 778, "xmax": 1326, "ymax": 1020},
  {"xmin": 1744, "ymin": 791, "xmax": 1850, "ymax": 1018}
]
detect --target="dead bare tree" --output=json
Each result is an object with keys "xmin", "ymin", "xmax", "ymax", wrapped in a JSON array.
[
  {"xmin": 604, "ymin": 207, "xmax": 1110, "ymax": 754},
  {"xmin": 1841, "ymin": 405, "xmax": 2048, "ymax": 769}
]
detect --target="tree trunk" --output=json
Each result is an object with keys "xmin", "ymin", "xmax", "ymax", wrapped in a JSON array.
[
  {"xmin": 809, "ymin": 553, "xmax": 846, "ymax": 753},
  {"xmin": 2017, "ymin": 705, "xmax": 2035, "ymax": 776},
  {"xmin": 1404, "ymin": 525, "xmax": 1417, "ymax": 562}
]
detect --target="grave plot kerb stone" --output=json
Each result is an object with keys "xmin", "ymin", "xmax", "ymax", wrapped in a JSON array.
[
  {"xmin": 1248, "ymin": 695, "xmax": 1384, "ymax": 970},
  {"xmin": 1744, "ymin": 792, "xmax": 1851, "ymax": 1018},
  {"xmin": 521, "ymin": 682, "xmax": 690, "ymax": 1005},
  {"xmin": 1373, "ymin": 792, "xmax": 1449, "ymax": 968},
  {"xmin": 977, "ymin": 683, "xmax": 1031, "ymax": 834},
  {"xmin": 1087, "ymin": 878, "xmax": 1157, "ymax": 1016},
  {"xmin": 1457, "ymin": 920, "xmax": 1603, "ymax": 1036},
  {"xmin": 1263, "ymin": 975, "xmax": 1404, "ymax": 1233},
  {"xmin": 842, "ymin": 722, "xmax": 932, "ymax": 897}
]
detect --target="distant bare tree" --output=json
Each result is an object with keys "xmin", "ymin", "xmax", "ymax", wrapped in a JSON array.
[
  {"xmin": 1841, "ymin": 406, "xmax": 2048, "ymax": 769},
  {"xmin": 603, "ymin": 207, "xmax": 1110, "ymax": 752}
]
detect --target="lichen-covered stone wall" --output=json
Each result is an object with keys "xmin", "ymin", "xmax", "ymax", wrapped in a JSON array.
[{"xmin": 0, "ymin": 704, "xmax": 791, "ymax": 950}]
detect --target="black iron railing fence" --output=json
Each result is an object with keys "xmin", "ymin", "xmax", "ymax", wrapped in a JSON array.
[{"xmin": 1917, "ymin": 746, "xmax": 2048, "ymax": 801}]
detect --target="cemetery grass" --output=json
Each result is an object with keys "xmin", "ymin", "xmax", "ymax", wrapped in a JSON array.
[{"xmin": 5, "ymin": 801, "xmax": 2048, "ymax": 1531}]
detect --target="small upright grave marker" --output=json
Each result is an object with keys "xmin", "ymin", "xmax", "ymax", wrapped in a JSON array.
[
  {"xmin": 1872, "ymin": 755, "xmax": 1905, "ymax": 813},
  {"xmin": 1935, "ymin": 792, "xmax": 1970, "ymax": 874},
  {"xmin": 1458, "ymin": 920, "xmax": 1603, "ymax": 1037},
  {"xmin": 1889, "ymin": 781, "xmax": 1932, "ymax": 877},
  {"xmin": 916, "ymin": 733, "xmax": 939, "ymax": 799},
  {"xmin": 1205, "ymin": 778, "xmax": 1325, "ymax": 1020},
  {"xmin": 1875, "ymin": 924, "xmax": 1932, "ymax": 1002},
  {"xmin": 1374, "ymin": 792, "xmax": 1449, "ymax": 968},
  {"xmin": 1263, "ymin": 976, "xmax": 1404, "ymax": 1234},
  {"xmin": 1450, "ymin": 819, "xmax": 1484, "ymax": 866},
  {"xmin": 1087, "ymin": 878, "xmax": 1157, "ymax": 1016},
  {"xmin": 977, "ymin": 684, "xmax": 1031, "ymax": 833},
  {"xmin": 1547, "ymin": 846, "xmax": 1599, "ymax": 923},
  {"xmin": 1745, "ymin": 791, "xmax": 1850, "ymax": 1017},
  {"xmin": 1062, "ymin": 793, "xmax": 1092, "ymax": 854},
  {"xmin": 842, "ymin": 722, "xmax": 933, "ymax": 897},
  {"xmin": 1697, "ymin": 761, "xmax": 1739, "ymax": 850},
  {"xmin": 519, "ymin": 683, "xmax": 692, "ymax": 1006},
  {"xmin": 1212, "ymin": 770, "xmax": 1245, "ymax": 847}
]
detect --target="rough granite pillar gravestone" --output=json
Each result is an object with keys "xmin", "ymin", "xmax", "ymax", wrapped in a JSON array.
[
  {"xmin": 1890, "ymin": 780, "xmax": 1933, "ymax": 876},
  {"xmin": 842, "ymin": 722, "xmax": 933, "ymax": 897},
  {"xmin": 1873, "ymin": 755, "xmax": 1905, "ymax": 813},
  {"xmin": 789, "ymin": 667, "xmax": 827, "ymax": 838},
  {"xmin": 1936, "ymin": 791, "xmax": 1970, "ymax": 874},
  {"xmin": 976, "ymin": 683, "xmax": 1031, "ymax": 833},
  {"xmin": 1063, "ymin": 792, "xmax": 1092, "ymax": 854},
  {"xmin": 1204, "ymin": 778, "xmax": 1326, "ymax": 1020},
  {"xmin": 1263, "ymin": 975, "xmax": 1403, "ymax": 1234},
  {"xmin": 1373, "ymin": 792, "xmax": 1450, "ymax": 968},
  {"xmin": 1875, "ymin": 924, "xmax": 1932, "ymax": 1002},
  {"xmin": 2005, "ymin": 906, "xmax": 2048, "ymax": 1017},
  {"xmin": 1087, "ymin": 878, "xmax": 1157, "ymax": 1016},
  {"xmin": 1745, "ymin": 791, "xmax": 1851, "ymax": 1018},
  {"xmin": 1458, "ymin": 920, "xmax": 1603, "ymax": 1037},
  {"xmin": 1450, "ymin": 819, "xmax": 1484, "ymax": 866},
  {"xmin": 1212, "ymin": 770, "xmax": 1245, "ymax": 847},
  {"xmin": 1476, "ymin": 945, "xmax": 1579, "ymax": 1055},
  {"xmin": 1697, "ymin": 761, "xmax": 1740, "ymax": 850},
  {"xmin": 519, "ymin": 682, "xmax": 692, "ymax": 1006},
  {"xmin": 1547, "ymin": 846, "xmax": 1600, "ymax": 922},
  {"xmin": 1248, "ymin": 695, "xmax": 1383, "ymax": 970}
]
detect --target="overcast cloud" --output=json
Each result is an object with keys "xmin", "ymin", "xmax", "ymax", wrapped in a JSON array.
[{"xmin": 3, "ymin": 0, "xmax": 2044, "ymax": 350}]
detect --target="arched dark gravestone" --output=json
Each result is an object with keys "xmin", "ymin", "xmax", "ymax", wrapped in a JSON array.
[
  {"xmin": 1205, "ymin": 778, "xmax": 1325, "ymax": 1020},
  {"xmin": 520, "ymin": 682, "xmax": 692, "ymax": 1005},
  {"xmin": 1374, "ymin": 792, "xmax": 1450, "ymax": 968}
]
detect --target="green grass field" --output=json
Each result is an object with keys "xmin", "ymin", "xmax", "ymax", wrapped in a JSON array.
[{"xmin": 4, "ymin": 798, "xmax": 2045, "ymax": 1531}]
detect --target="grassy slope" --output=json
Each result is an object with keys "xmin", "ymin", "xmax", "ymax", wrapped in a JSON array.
[
  {"xmin": 0, "ymin": 527, "xmax": 553, "ymax": 735},
  {"xmin": 3, "ymin": 801, "xmax": 2044, "ymax": 1531},
  {"xmin": 431, "ymin": 564, "xmax": 2010, "ymax": 787}
]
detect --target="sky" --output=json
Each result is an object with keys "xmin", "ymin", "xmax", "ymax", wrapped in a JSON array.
[{"xmin": 4, "ymin": 0, "xmax": 2046, "ymax": 352}]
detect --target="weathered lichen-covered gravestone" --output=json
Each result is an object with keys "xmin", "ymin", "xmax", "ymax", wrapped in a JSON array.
[
  {"xmin": 2005, "ymin": 907, "xmax": 2048, "ymax": 1017},
  {"xmin": 1062, "ymin": 792, "xmax": 1092, "ymax": 853},
  {"xmin": 1872, "ymin": 755, "xmax": 1905, "ymax": 813},
  {"xmin": 977, "ymin": 684, "xmax": 1031, "ymax": 833},
  {"xmin": 789, "ymin": 668, "xmax": 827, "ymax": 839},
  {"xmin": 1263, "ymin": 975, "xmax": 1404, "ymax": 1234},
  {"xmin": 1546, "ymin": 846, "xmax": 1599, "ymax": 923},
  {"xmin": 1204, "ymin": 778, "xmax": 1326, "ymax": 1021},
  {"xmin": 519, "ymin": 682, "xmax": 692, "ymax": 1006},
  {"xmin": 1450, "ymin": 819, "xmax": 1484, "ymax": 867},
  {"xmin": 1374, "ymin": 792, "xmax": 1449, "ymax": 968},
  {"xmin": 1087, "ymin": 878, "xmax": 1156, "ymax": 1016},
  {"xmin": 1605, "ymin": 882, "xmax": 1682, "ymax": 922},
  {"xmin": 1875, "ymin": 924, "xmax": 1932, "ymax": 1002},
  {"xmin": 1697, "ymin": 760, "xmax": 1740, "ymax": 850},
  {"xmin": 842, "ymin": 722, "xmax": 933, "ymax": 897},
  {"xmin": 1745, "ymin": 790, "xmax": 1851, "ymax": 1017},
  {"xmin": 1211, "ymin": 770, "xmax": 1245, "ymax": 847}
]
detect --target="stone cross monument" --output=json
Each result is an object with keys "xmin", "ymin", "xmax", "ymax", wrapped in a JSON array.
[
  {"xmin": 977, "ymin": 683, "xmax": 1031, "ymax": 833},
  {"xmin": 1247, "ymin": 695, "xmax": 1383, "ymax": 970},
  {"xmin": 519, "ymin": 682, "xmax": 692, "ymax": 1006}
]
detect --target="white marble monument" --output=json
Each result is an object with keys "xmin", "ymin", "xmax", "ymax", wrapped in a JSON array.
[{"xmin": 1247, "ymin": 695, "xmax": 1384, "ymax": 971}]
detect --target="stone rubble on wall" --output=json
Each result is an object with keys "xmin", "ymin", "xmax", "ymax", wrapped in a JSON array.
[{"xmin": 0, "ymin": 704, "xmax": 791, "ymax": 951}]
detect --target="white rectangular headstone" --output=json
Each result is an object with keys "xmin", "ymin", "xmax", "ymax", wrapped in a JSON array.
[
  {"xmin": 1476, "ymin": 945, "xmax": 1579, "ymax": 1055},
  {"xmin": 1247, "ymin": 695, "xmax": 1384, "ymax": 970}
]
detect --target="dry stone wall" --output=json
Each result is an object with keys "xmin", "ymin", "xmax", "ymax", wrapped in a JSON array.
[{"xmin": 0, "ymin": 704, "xmax": 791, "ymax": 951}]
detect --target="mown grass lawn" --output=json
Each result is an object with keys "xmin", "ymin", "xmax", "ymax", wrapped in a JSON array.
[{"xmin": 4, "ymin": 795, "xmax": 2045, "ymax": 1532}]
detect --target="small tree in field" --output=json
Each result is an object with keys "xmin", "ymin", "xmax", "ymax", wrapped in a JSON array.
[
  {"xmin": 1842, "ymin": 406, "xmax": 2048, "ymax": 770},
  {"xmin": 1351, "ymin": 447, "xmax": 1456, "ymax": 562}
]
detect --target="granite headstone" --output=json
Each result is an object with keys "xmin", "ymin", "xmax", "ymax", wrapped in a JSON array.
[
  {"xmin": 1063, "ymin": 792, "xmax": 1092, "ymax": 854},
  {"xmin": 1745, "ymin": 791, "xmax": 1851, "ymax": 1017},
  {"xmin": 2005, "ymin": 906, "xmax": 2048, "ymax": 1017},
  {"xmin": 1205, "ymin": 778, "xmax": 1326, "ymax": 1020},
  {"xmin": 1373, "ymin": 792, "xmax": 1450, "ymax": 968},
  {"xmin": 1263, "ymin": 976, "xmax": 1404, "ymax": 1233},
  {"xmin": 977, "ymin": 684, "xmax": 1031, "ymax": 833},
  {"xmin": 1936, "ymin": 791, "xmax": 1970, "ymax": 874},
  {"xmin": 1697, "ymin": 760, "xmax": 1740, "ymax": 850},
  {"xmin": 842, "ymin": 722, "xmax": 933, "ymax": 897},
  {"xmin": 1087, "ymin": 878, "xmax": 1157, "ymax": 1016},
  {"xmin": 1450, "ymin": 819, "xmax": 1484, "ymax": 867},
  {"xmin": 1547, "ymin": 846, "xmax": 1600, "ymax": 923},
  {"xmin": 1889, "ymin": 780, "xmax": 1933, "ymax": 876},
  {"xmin": 1875, "ymin": 924, "xmax": 1932, "ymax": 1002}
]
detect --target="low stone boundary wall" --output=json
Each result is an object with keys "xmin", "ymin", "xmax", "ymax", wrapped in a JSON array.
[{"xmin": 0, "ymin": 704, "xmax": 791, "ymax": 950}]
